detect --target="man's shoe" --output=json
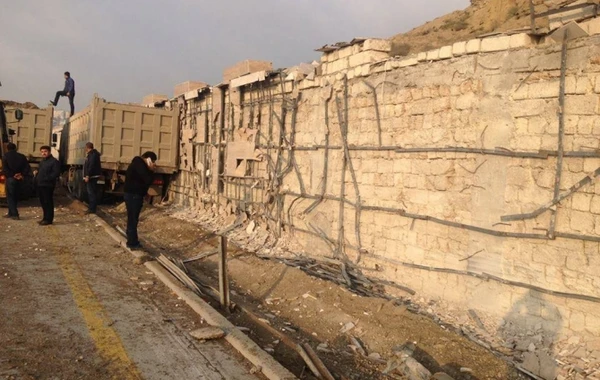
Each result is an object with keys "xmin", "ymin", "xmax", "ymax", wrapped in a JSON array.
[
  {"xmin": 39, "ymin": 220, "xmax": 52, "ymax": 226},
  {"xmin": 3, "ymin": 214, "xmax": 19, "ymax": 220},
  {"xmin": 84, "ymin": 210, "xmax": 96, "ymax": 215},
  {"xmin": 49, "ymin": 101, "xmax": 56, "ymax": 106},
  {"xmin": 126, "ymin": 244, "xmax": 143, "ymax": 251}
]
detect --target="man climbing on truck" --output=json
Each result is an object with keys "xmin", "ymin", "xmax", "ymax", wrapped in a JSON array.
[{"xmin": 50, "ymin": 71, "xmax": 75, "ymax": 116}]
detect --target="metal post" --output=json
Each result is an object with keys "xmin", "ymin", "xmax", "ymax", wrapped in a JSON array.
[
  {"xmin": 218, "ymin": 235, "xmax": 230, "ymax": 309},
  {"xmin": 530, "ymin": 0, "xmax": 536, "ymax": 33},
  {"xmin": 549, "ymin": 29, "xmax": 569, "ymax": 239}
]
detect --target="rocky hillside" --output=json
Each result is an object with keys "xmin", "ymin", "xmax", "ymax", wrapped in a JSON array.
[{"xmin": 390, "ymin": 0, "xmax": 579, "ymax": 56}]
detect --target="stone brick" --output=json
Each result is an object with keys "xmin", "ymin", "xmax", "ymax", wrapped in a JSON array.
[
  {"xmin": 466, "ymin": 39, "xmax": 481, "ymax": 54},
  {"xmin": 582, "ymin": 16, "xmax": 600, "ymax": 36},
  {"xmin": 570, "ymin": 210, "xmax": 595, "ymax": 233},
  {"xmin": 426, "ymin": 49, "xmax": 440, "ymax": 61},
  {"xmin": 456, "ymin": 93, "xmax": 476, "ymax": 110},
  {"xmin": 439, "ymin": 45, "xmax": 453, "ymax": 59},
  {"xmin": 481, "ymin": 35, "xmax": 511, "ymax": 53},
  {"xmin": 509, "ymin": 33, "xmax": 535, "ymax": 49},
  {"xmin": 349, "ymin": 51, "xmax": 388, "ymax": 68},
  {"xmin": 398, "ymin": 57, "xmax": 418, "ymax": 67},
  {"xmin": 452, "ymin": 41, "xmax": 467, "ymax": 56},
  {"xmin": 511, "ymin": 99, "xmax": 548, "ymax": 117},
  {"xmin": 591, "ymin": 195, "xmax": 600, "ymax": 214},
  {"xmin": 338, "ymin": 46, "xmax": 353, "ymax": 59},
  {"xmin": 564, "ymin": 95, "xmax": 599, "ymax": 115},
  {"xmin": 570, "ymin": 310, "xmax": 586, "ymax": 332},
  {"xmin": 329, "ymin": 58, "xmax": 349, "ymax": 73},
  {"xmin": 417, "ymin": 51, "xmax": 428, "ymax": 62},
  {"xmin": 572, "ymin": 193, "xmax": 592, "ymax": 211},
  {"xmin": 528, "ymin": 81, "xmax": 560, "ymax": 99},
  {"xmin": 363, "ymin": 39, "xmax": 392, "ymax": 53}
]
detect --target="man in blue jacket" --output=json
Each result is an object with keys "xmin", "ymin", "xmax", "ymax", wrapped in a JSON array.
[
  {"xmin": 50, "ymin": 71, "xmax": 75, "ymax": 116},
  {"xmin": 83, "ymin": 142, "xmax": 102, "ymax": 214},
  {"xmin": 36, "ymin": 146, "xmax": 61, "ymax": 225}
]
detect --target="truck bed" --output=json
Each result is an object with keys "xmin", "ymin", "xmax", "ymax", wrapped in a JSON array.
[{"xmin": 63, "ymin": 96, "xmax": 179, "ymax": 173}]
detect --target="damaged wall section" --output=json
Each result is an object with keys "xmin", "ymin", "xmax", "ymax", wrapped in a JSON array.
[{"xmin": 168, "ymin": 32, "xmax": 600, "ymax": 340}]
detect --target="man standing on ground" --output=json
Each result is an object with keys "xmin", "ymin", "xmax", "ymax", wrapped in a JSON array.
[
  {"xmin": 36, "ymin": 146, "xmax": 61, "ymax": 225},
  {"xmin": 50, "ymin": 71, "xmax": 75, "ymax": 116},
  {"xmin": 2, "ymin": 143, "xmax": 31, "ymax": 220},
  {"xmin": 124, "ymin": 151, "xmax": 157, "ymax": 249},
  {"xmin": 83, "ymin": 142, "xmax": 101, "ymax": 214}
]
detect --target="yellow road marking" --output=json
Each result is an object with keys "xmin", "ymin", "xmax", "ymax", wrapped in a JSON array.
[{"xmin": 49, "ymin": 227, "xmax": 142, "ymax": 380}]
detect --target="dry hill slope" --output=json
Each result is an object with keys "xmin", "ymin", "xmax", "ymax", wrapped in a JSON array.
[{"xmin": 390, "ymin": 0, "xmax": 581, "ymax": 56}]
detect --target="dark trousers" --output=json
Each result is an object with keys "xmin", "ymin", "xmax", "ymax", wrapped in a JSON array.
[
  {"xmin": 6, "ymin": 177, "xmax": 20, "ymax": 217},
  {"xmin": 38, "ymin": 186, "xmax": 55, "ymax": 223},
  {"xmin": 124, "ymin": 193, "xmax": 144, "ymax": 246},
  {"xmin": 53, "ymin": 91, "xmax": 75, "ymax": 115},
  {"xmin": 86, "ymin": 178, "xmax": 98, "ymax": 212}
]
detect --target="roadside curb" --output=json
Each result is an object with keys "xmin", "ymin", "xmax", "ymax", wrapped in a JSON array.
[{"xmin": 91, "ymin": 213, "xmax": 297, "ymax": 380}]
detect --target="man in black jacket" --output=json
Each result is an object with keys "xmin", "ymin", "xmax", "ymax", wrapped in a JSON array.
[
  {"xmin": 123, "ymin": 151, "xmax": 157, "ymax": 249},
  {"xmin": 83, "ymin": 142, "xmax": 102, "ymax": 214},
  {"xmin": 2, "ymin": 143, "xmax": 31, "ymax": 220},
  {"xmin": 36, "ymin": 146, "xmax": 61, "ymax": 225}
]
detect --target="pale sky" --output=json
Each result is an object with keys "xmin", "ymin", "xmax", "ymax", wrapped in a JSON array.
[{"xmin": 1, "ymin": 0, "xmax": 468, "ymax": 111}]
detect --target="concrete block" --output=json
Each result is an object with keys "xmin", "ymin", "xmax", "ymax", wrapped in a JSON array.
[
  {"xmin": 439, "ymin": 45, "xmax": 453, "ymax": 59},
  {"xmin": 173, "ymin": 81, "xmax": 208, "ymax": 98},
  {"xmin": 329, "ymin": 58, "xmax": 349, "ymax": 73},
  {"xmin": 338, "ymin": 46, "xmax": 353, "ymax": 59},
  {"xmin": 363, "ymin": 38, "xmax": 392, "ymax": 52},
  {"xmin": 582, "ymin": 17, "xmax": 600, "ymax": 36},
  {"xmin": 426, "ymin": 49, "xmax": 440, "ymax": 61},
  {"xmin": 466, "ymin": 39, "xmax": 481, "ymax": 54},
  {"xmin": 452, "ymin": 41, "xmax": 467, "ymax": 56},
  {"xmin": 480, "ymin": 35, "xmax": 511, "ymax": 53},
  {"xmin": 223, "ymin": 60, "xmax": 272, "ymax": 83},
  {"xmin": 417, "ymin": 51, "xmax": 428, "ymax": 62},
  {"xmin": 349, "ymin": 50, "xmax": 388, "ymax": 68},
  {"xmin": 509, "ymin": 33, "xmax": 535, "ymax": 49},
  {"xmin": 398, "ymin": 57, "xmax": 419, "ymax": 68},
  {"xmin": 528, "ymin": 81, "xmax": 560, "ymax": 99},
  {"xmin": 565, "ymin": 95, "xmax": 599, "ymax": 115}
]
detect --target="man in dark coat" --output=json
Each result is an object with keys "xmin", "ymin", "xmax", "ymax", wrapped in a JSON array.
[
  {"xmin": 83, "ymin": 142, "xmax": 102, "ymax": 214},
  {"xmin": 36, "ymin": 146, "xmax": 61, "ymax": 225},
  {"xmin": 2, "ymin": 143, "xmax": 31, "ymax": 220},
  {"xmin": 50, "ymin": 71, "xmax": 75, "ymax": 116},
  {"xmin": 123, "ymin": 151, "xmax": 157, "ymax": 249}
]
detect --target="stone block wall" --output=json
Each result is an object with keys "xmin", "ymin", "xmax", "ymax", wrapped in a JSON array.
[{"xmin": 169, "ymin": 33, "xmax": 600, "ymax": 339}]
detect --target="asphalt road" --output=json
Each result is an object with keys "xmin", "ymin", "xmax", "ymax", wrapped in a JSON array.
[{"xmin": 0, "ymin": 197, "xmax": 262, "ymax": 380}]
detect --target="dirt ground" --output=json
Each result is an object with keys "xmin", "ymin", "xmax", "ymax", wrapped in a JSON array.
[
  {"xmin": 0, "ymin": 196, "xmax": 263, "ymax": 380},
  {"xmin": 102, "ymin": 201, "xmax": 525, "ymax": 380}
]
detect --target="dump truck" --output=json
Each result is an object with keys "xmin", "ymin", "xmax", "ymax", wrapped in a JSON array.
[
  {"xmin": 0, "ymin": 102, "xmax": 51, "ymax": 202},
  {"xmin": 59, "ymin": 96, "xmax": 179, "ymax": 202}
]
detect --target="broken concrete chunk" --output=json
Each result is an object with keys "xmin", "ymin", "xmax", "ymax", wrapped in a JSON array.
[
  {"xmin": 397, "ymin": 357, "xmax": 432, "ymax": 380},
  {"xmin": 246, "ymin": 221, "xmax": 256, "ymax": 235},
  {"xmin": 432, "ymin": 373, "xmax": 455, "ymax": 380},
  {"xmin": 190, "ymin": 326, "xmax": 226, "ymax": 341},
  {"xmin": 340, "ymin": 321, "xmax": 355, "ymax": 333}
]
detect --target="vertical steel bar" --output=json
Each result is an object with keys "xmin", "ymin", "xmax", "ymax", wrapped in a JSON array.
[
  {"xmin": 530, "ymin": 0, "xmax": 536, "ymax": 33},
  {"xmin": 548, "ymin": 30, "xmax": 569, "ymax": 239},
  {"xmin": 218, "ymin": 235, "xmax": 230, "ymax": 309}
]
